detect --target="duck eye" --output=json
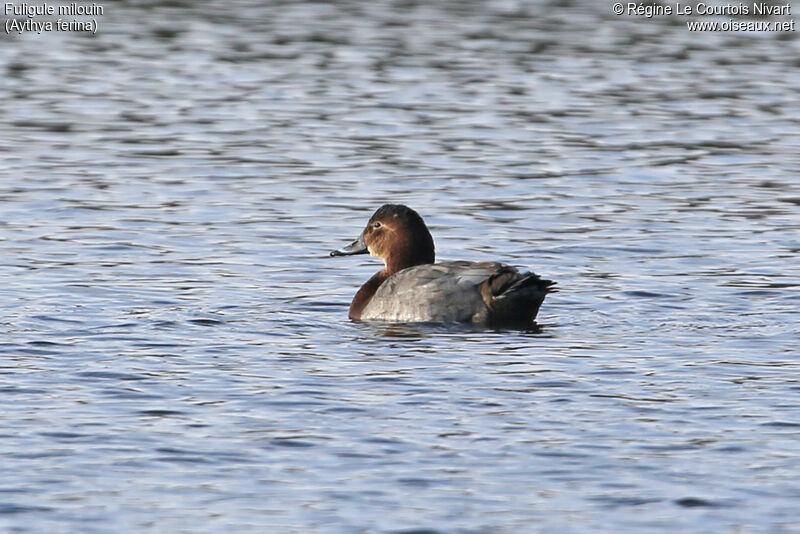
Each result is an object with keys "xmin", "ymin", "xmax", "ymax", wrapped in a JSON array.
[{"xmin": 372, "ymin": 221, "xmax": 381, "ymax": 228}]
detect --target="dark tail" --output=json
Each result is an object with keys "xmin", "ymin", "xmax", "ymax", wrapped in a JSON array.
[{"xmin": 480, "ymin": 268, "xmax": 556, "ymax": 325}]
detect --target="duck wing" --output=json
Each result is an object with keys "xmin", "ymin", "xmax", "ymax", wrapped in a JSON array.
[{"xmin": 361, "ymin": 261, "xmax": 506, "ymax": 323}]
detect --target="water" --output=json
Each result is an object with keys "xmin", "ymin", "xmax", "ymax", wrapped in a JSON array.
[{"xmin": 1, "ymin": 1, "xmax": 799, "ymax": 532}]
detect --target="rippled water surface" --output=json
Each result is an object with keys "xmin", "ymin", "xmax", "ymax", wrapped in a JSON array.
[{"xmin": 2, "ymin": 1, "xmax": 799, "ymax": 532}]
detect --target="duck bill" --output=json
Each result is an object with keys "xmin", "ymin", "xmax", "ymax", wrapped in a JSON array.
[{"xmin": 330, "ymin": 233, "xmax": 368, "ymax": 257}]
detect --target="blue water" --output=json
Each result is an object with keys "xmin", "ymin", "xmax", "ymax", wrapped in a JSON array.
[{"xmin": 1, "ymin": 1, "xmax": 799, "ymax": 532}]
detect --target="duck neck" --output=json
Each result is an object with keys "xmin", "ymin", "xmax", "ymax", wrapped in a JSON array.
[{"xmin": 385, "ymin": 240, "xmax": 435, "ymax": 275}]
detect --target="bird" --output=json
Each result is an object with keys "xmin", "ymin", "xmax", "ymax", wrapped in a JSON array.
[{"xmin": 330, "ymin": 204, "xmax": 555, "ymax": 326}]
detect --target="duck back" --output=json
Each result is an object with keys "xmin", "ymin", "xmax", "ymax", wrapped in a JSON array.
[{"xmin": 360, "ymin": 261, "xmax": 554, "ymax": 325}]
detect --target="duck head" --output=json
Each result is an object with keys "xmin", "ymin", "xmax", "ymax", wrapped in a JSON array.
[{"xmin": 331, "ymin": 204, "xmax": 435, "ymax": 274}]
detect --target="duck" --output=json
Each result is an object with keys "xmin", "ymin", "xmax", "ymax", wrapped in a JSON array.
[{"xmin": 330, "ymin": 204, "xmax": 555, "ymax": 325}]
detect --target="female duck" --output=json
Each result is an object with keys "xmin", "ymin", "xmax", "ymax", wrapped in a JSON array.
[{"xmin": 331, "ymin": 204, "xmax": 555, "ymax": 325}]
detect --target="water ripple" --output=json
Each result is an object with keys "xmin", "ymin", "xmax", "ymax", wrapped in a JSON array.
[{"xmin": 1, "ymin": 0, "xmax": 799, "ymax": 533}]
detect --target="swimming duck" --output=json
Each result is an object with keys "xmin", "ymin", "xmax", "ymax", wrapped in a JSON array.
[{"xmin": 331, "ymin": 204, "xmax": 555, "ymax": 325}]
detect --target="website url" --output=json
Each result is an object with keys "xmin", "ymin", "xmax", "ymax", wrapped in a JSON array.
[{"xmin": 687, "ymin": 19, "xmax": 796, "ymax": 31}]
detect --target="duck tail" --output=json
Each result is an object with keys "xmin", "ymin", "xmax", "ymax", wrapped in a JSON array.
[{"xmin": 479, "ymin": 268, "xmax": 556, "ymax": 325}]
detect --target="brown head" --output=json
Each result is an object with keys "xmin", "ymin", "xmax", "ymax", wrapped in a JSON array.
[{"xmin": 330, "ymin": 204, "xmax": 435, "ymax": 274}]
